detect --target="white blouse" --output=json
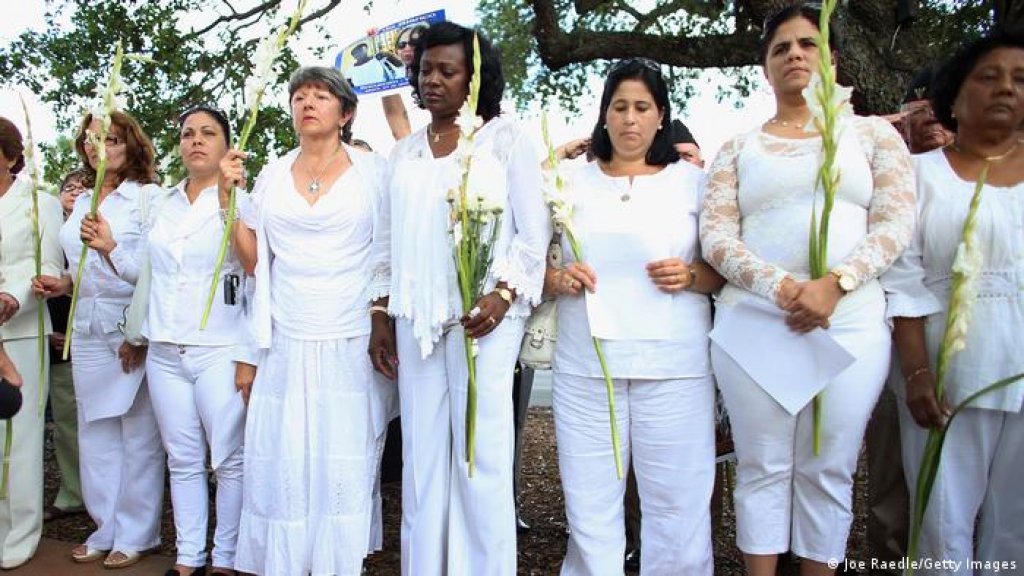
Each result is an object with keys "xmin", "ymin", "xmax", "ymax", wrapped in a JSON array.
[
  {"xmin": 882, "ymin": 149, "xmax": 1024, "ymax": 412},
  {"xmin": 0, "ymin": 177, "xmax": 63, "ymax": 341},
  {"xmin": 145, "ymin": 181, "xmax": 248, "ymax": 346},
  {"xmin": 61, "ymin": 180, "xmax": 164, "ymax": 334},
  {"xmin": 243, "ymin": 145, "xmax": 387, "ymax": 347},
  {"xmin": 372, "ymin": 116, "xmax": 551, "ymax": 358},
  {"xmin": 700, "ymin": 116, "xmax": 916, "ymax": 320},
  {"xmin": 553, "ymin": 161, "xmax": 712, "ymax": 379}
]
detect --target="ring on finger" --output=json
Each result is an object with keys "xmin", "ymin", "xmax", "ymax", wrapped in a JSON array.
[{"xmin": 487, "ymin": 316, "xmax": 496, "ymax": 326}]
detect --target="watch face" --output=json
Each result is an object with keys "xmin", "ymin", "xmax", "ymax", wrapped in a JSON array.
[{"xmin": 839, "ymin": 275, "xmax": 856, "ymax": 292}]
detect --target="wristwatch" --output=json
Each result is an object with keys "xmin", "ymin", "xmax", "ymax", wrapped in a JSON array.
[
  {"xmin": 829, "ymin": 266, "xmax": 857, "ymax": 294},
  {"xmin": 495, "ymin": 287, "xmax": 515, "ymax": 304}
]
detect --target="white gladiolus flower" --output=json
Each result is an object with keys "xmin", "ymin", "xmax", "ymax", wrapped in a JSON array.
[
  {"xmin": 802, "ymin": 72, "xmax": 853, "ymax": 133},
  {"xmin": 455, "ymin": 101, "xmax": 481, "ymax": 138},
  {"xmin": 245, "ymin": 34, "xmax": 280, "ymax": 107}
]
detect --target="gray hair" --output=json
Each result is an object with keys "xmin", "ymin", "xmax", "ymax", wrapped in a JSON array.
[{"xmin": 287, "ymin": 66, "xmax": 358, "ymax": 142}]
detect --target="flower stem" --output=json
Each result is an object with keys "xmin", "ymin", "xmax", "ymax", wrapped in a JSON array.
[
  {"xmin": 63, "ymin": 42, "xmax": 124, "ymax": 359},
  {"xmin": 0, "ymin": 420, "xmax": 10, "ymax": 500}
]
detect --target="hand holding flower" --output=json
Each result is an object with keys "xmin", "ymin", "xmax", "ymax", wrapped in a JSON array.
[
  {"xmin": 783, "ymin": 276, "xmax": 843, "ymax": 333},
  {"xmin": 904, "ymin": 368, "xmax": 950, "ymax": 430},
  {"xmin": 218, "ymin": 149, "xmax": 248, "ymax": 207},
  {"xmin": 32, "ymin": 275, "xmax": 72, "ymax": 299},
  {"xmin": 79, "ymin": 212, "xmax": 116, "ymax": 255},
  {"xmin": 461, "ymin": 291, "xmax": 511, "ymax": 339}
]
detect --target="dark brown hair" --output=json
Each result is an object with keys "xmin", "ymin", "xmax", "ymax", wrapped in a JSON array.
[
  {"xmin": 0, "ymin": 117, "xmax": 26, "ymax": 175},
  {"xmin": 74, "ymin": 110, "xmax": 159, "ymax": 187}
]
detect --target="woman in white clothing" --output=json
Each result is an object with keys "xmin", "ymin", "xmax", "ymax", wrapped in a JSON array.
[
  {"xmin": 220, "ymin": 66, "xmax": 395, "ymax": 576},
  {"xmin": 699, "ymin": 5, "xmax": 916, "ymax": 575},
  {"xmin": 883, "ymin": 30, "xmax": 1024, "ymax": 575},
  {"xmin": 0, "ymin": 117, "xmax": 63, "ymax": 570},
  {"xmin": 367, "ymin": 22, "xmax": 550, "ymax": 576},
  {"xmin": 546, "ymin": 59, "xmax": 724, "ymax": 576},
  {"xmin": 142, "ymin": 106, "xmax": 245, "ymax": 576},
  {"xmin": 33, "ymin": 110, "xmax": 166, "ymax": 569}
]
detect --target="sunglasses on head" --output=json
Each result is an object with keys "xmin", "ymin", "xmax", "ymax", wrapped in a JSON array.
[
  {"xmin": 178, "ymin": 104, "xmax": 230, "ymax": 126},
  {"xmin": 610, "ymin": 57, "xmax": 662, "ymax": 75}
]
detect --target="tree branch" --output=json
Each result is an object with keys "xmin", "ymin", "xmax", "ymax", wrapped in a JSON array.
[
  {"xmin": 298, "ymin": 0, "xmax": 344, "ymax": 28},
  {"xmin": 186, "ymin": 0, "xmax": 280, "ymax": 39},
  {"xmin": 530, "ymin": 0, "xmax": 760, "ymax": 70}
]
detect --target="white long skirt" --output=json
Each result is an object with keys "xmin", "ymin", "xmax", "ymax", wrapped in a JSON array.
[{"xmin": 235, "ymin": 332, "xmax": 384, "ymax": 576}]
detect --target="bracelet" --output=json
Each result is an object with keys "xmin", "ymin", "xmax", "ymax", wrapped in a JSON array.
[
  {"xmin": 369, "ymin": 305, "xmax": 389, "ymax": 316},
  {"xmin": 904, "ymin": 365, "xmax": 931, "ymax": 384},
  {"xmin": 219, "ymin": 208, "xmax": 230, "ymax": 224}
]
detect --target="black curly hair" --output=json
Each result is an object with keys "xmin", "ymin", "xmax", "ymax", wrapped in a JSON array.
[
  {"xmin": 759, "ymin": 3, "xmax": 843, "ymax": 64},
  {"xmin": 930, "ymin": 27, "xmax": 1024, "ymax": 132},
  {"xmin": 589, "ymin": 59, "xmax": 678, "ymax": 166},
  {"xmin": 408, "ymin": 21, "xmax": 504, "ymax": 121}
]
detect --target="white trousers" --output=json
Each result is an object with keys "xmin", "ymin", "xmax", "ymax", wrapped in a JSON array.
[
  {"xmin": 711, "ymin": 328, "xmax": 889, "ymax": 564},
  {"xmin": 0, "ymin": 337, "xmax": 45, "ymax": 568},
  {"xmin": 396, "ymin": 317, "xmax": 524, "ymax": 576},
  {"xmin": 553, "ymin": 373, "xmax": 715, "ymax": 576},
  {"xmin": 900, "ymin": 403, "xmax": 1024, "ymax": 576},
  {"xmin": 72, "ymin": 327, "xmax": 164, "ymax": 553},
  {"xmin": 147, "ymin": 342, "xmax": 244, "ymax": 569}
]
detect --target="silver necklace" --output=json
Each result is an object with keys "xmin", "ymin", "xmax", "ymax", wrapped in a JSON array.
[{"xmin": 302, "ymin": 146, "xmax": 342, "ymax": 194}]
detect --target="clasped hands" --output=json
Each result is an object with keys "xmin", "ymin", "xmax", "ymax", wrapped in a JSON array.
[
  {"xmin": 775, "ymin": 275, "xmax": 844, "ymax": 333},
  {"xmin": 552, "ymin": 257, "xmax": 695, "ymax": 297}
]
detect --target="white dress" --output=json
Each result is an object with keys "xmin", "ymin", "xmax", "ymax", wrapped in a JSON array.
[
  {"xmin": 881, "ymin": 148, "xmax": 1024, "ymax": 575},
  {"xmin": 235, "ymin": 146, "xmax": 396, "ymax": 576},
  {"xmin": 552, "ymin": 161, "xmax": 716, "ymax": 576},
  {"xmin": 700, "ymin": 116, "xmax": 915, "ymax": 562}
]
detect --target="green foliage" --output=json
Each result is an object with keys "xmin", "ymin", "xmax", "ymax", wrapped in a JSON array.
[
  {"xmin": 0, "ymin": 0, "xmax": 312, "ymax": 185},
  {"xmin": 478, "ymin": 0, "xmax": 1007, "ymax": 116}
]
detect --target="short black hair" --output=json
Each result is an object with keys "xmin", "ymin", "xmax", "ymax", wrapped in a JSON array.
[
  {"xmin": 931, "ymin": 27, "xmax": 1024, "ymax": 132},
  {"xmin": 670, "ymin": 119, "xmax": 698, "ymax": 147},
  {"xmin": 759, "ymin": 3, "xmax": 843, "ymax": 64},
  {"xmin": 902, "ymin": 66, "xmax": 936, "ymax": 104},
  {"xmin": 589, "ymin": 59, "xmax": 679, "ymax": 166},
  {"xmin": 408, "ymin": 21, "xmax": 505, "ymax": 121},
  {"xmin": 179, "ymin": 105, "xmax": 232, "ymax": 146}
]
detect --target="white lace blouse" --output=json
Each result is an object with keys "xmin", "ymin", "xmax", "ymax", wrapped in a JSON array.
[
  {"xmin": 700, "ymin": 115, "xmax": 915, "ymax": 310},
  {"xmin": 370, "ymin": 117, "xmax": 551, "ymax": 358},
  {"xmin": 882, "ymin": 149, "xmax": 1024, "ymax": 412}
]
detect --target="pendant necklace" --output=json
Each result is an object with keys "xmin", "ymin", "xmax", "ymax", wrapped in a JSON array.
[
  {"xmin": 428, "ymin": 123, "xmax": 459, "ymax": 143},
  {"xmin": 302, "ymin": 146, "xmax": 342, "ymax": 194}
]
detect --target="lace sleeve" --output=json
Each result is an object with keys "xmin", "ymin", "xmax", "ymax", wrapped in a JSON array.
[
  {"xmin": 841, "ymin": 116, "xmax": 917, "ymax": 287},
  {"xmin": 700, "ymin": 134, "xmax": 792, "ymax": 301}
]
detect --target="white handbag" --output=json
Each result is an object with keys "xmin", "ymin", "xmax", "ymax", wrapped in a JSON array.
[
  {"xmin": 121, "ymin": 186, "xmax": 172, "ymax": 345},
  {"xmin": 518, "ymin": 226, "xmax": 563, "ymax": 370}
]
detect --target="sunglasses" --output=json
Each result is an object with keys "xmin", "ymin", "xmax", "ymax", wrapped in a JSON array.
[
  {"xmin": 178, "ymin": 104, "xmax": 230, "ymax": 127},
  {"xmin": 610, "ymin": 57, "xmax": 662, "ymax": 75},
  {"xmin": 397, "ymin": 41, "xmax": 411, "ymax": 49}
]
